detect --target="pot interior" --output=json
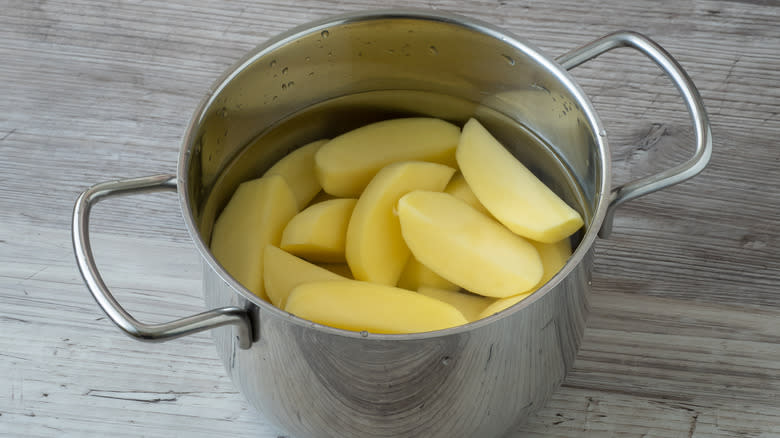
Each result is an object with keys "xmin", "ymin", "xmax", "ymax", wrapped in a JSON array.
[{"xmin": 181, "ymin": 11, "xmax": 608, "ymax": 303}]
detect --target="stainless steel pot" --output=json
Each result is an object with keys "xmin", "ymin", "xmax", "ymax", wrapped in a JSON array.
[{"xmin": 72, "ymin": 10, "xmax": 711, "ymax": 438}]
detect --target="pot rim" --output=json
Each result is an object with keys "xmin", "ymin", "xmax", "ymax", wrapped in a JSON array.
[{"xmin": 177, "ymin": 8, "xmax": 610, "ymax": 341}]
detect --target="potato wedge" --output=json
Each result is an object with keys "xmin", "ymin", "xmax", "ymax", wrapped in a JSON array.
[
  {"xmin": 210, "ymin": 175, "xmax": 298, "ymax": 301},
  {"xmin": 444, "ymin": 172, "xmax": 492, "ymax": 217},
  {"xmin": 474, "ymin": 239, "xmax": 572, "ymax": 320},
  {"xmin": 531, "ymin": 238, "xmax": 573, "ymax": 287},
  {"xmin": 263, "ymin": 245, "xmax": 344, "ymax": 308},
  {"xmin": 317, "ymin": 263, "xmax": 354, "ymax": 279},
  {"xmin": 307, "ymin": 190, "xmax": 337, "ymax": 207},
  {"xmin": 346, "ymin": 161, "xmax": 455, "ymax": 285},
  {"xmin": 315, "ymin": 118, "xmax": 460, "ymax": 197},
  {"xmin": 397, "ymin": 191, "xmax": 542, "ymax": 297},
  {"xmin": 457, "ymin": 118, "xmax": 583, "ymax": 243},
  {"xmin": 478, "ymin": 290, "xmax": 536, "ymax": 320},
  {"xmin": 265, "ymin": 139, "xmax": 328, "ymax": 209},
  {"xmin": 418, "ymin": 287, "xmax": 492, "ymax": 322},
  {"xmin": 285, "ymin": 280, "xmax": 468, "ymax": 334},
  {"xmin": 281, "ymin": 198, "xmax": 357, "ymax": 263},
  {"xmin": 397, "ymin": 257, "xmax": 459, "ymax": 292}
]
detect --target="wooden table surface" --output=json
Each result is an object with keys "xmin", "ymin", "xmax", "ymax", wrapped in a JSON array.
[{"xmin": 2, "ymin": 0, "xmax": 778, "ymax": 436}]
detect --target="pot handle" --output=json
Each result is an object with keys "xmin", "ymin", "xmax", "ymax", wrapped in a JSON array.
[
  {"xmin": 72, "ymin": 174, "xmax": 252, "ymax": 349},
  {"xmin": 556, "ymin": 31, "xmax": 712, "ymax": 238}
]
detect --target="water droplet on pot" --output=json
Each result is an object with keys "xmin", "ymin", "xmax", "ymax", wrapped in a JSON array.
[
  {"xmin": 441, "ymin": 356, "xmax": 451, "ymax": 366},
  {"xmin": 272, "ymin": 95, "xmax": 278, "ymax": 101},
  {"xmin": 270, "ymin": 59, "xmax": 277, "ymax": 68},
  {"xmin": 386, "ymin": 49, "xmax": 395, "ymax": 55},
  {"xmin": 282, "ymin": 67, "xmax": 288, "ymax": 75},
  {"xmin": 429, "ymin": 45, "xmax": 438, "ymax": 55},
  {"xmin": 305, "ymin": 56, "xmax": 311, "ymax": 62},
  {"xmin": 502, "ymin": 54, "xmax": 516, "ymax": 65},
  {"xmin": 281, "ymin": 83, "xmax": 287, "ymax": 91},
  {"xmin": 321, "ymin": 29, "xmax": 330, "ymax": 38},
  {"xmin": 308, "ymin": 71, "xmax": 315, "ymax": 76},
  {"xmin": 219, "ymin": 107, "xmax": 228, "ymax": 118},
  {"xmin": 287, "ymin": 81, "xmax": 295, "ymax": 89},
  {"xmin": 360, "ymin": 331, "xmax": 368, "ymax": 337},
  {"xmin": 599, "ymin": 129, "xmax": 607, "ymax": 137}
]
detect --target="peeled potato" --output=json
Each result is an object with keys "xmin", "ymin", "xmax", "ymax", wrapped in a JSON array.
[
  {"xmin": 444, "ymin": 172, "xmax": 492, "ymax": 217},
  {"xmin": 397, "ymin": 257, "xmax": 459, "ymax": 292},
  {"xmin": 307, "ymin": 190, "xmax": 337, "ymax": 206},
  {"xmin": 532, "ymin": 238, "xmax": 573, "ymax": 287},
  {"xmin": 281, "ymin": 198, "xmax": 357, "ymax": 263},
  {"xmin": 263, "ymin": 245, "xmax": 344, "ymax": 308},
  {"xmin": 317, "ymin": 263, "xmax": 354, "ymax": 279},
  {"xmin": 211, "ymin": 175, "xmax": 298, "ymax": 301},
  {"xmin": 476, "ymin": 239, "xmax": 572, "ymax": 319},
  {"xmin": 285, "ymin": 280, "xmax": 468, "ymax": 334},
  {"xmin": 346, "ymin": 161, "xmax": 455, "ymax": 285},
  {"xmin": 315, "ymin": 118, "xmax": 460, "ymax": 197},
  {"xmin": 397, "ymin": 191, "xmax": 543, "ymax": 297},
  {"xmin": 265, "ymin": 139, "xmax": 328, "ymax": 209},
  {"xmin": 478, "ymin": 290, "xmax": 536, "ymax": 320},
  {"xmin": 418, "ymin": 287, "xmax": 492, "ymax": 322},
  {"xmin": 457, "ymin": 118, "xmax": 583, "ymax": 243}
]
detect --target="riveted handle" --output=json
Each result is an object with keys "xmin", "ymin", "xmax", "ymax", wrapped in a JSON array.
[
  {"xmin": 72, "ymin": 174, "xmax": 252, "ymax": 349},
  {"xmin": 557, "ymin": 31, "xmax": 713, "ymax": 237}
]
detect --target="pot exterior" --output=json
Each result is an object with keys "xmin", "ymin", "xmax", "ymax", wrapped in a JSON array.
[{"xmin": 204, "ymin": 249, "xmax": 591, "ymax": 438}]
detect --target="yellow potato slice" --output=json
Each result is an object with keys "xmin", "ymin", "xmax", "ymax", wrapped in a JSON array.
[
  {"xmin": 315, "ymin": 118, "xmax": 460, "ymax": 197},
  {"xmin": 285, "ymin": 280, "xmax": 468, "ymax": 334},
  {"xmin": 210, "ymin": 175, "xmax": 298, "ymax": 301},
  {"xmin": 457, "ymin": 118, "xmax": 584, "ymax": 243},
  {"xmin": 531, "ymin": 238, "xmax": 573, "ymax": 287},
  {"xmin": 280, "ymin": 198, "xmax": 357, "ymax": 263},
  {"xmin": 418, "ymin": 287, "xmax": 492, "ymax": 322},
  {"xmin": 263, "ymin": 245, "xmax": 344, "ymax": 309},
  {"xmin": 307, "ymin": 190, "xmax": 337, "ymax": 207},
  {"xmin": 346, "ymin": 161, "xmax": 455, "ymax": 285},
  {"xmin": 477, "ymin": 290, "xmax": 536, "ymax": 320},
  {"xmin": 473, "ymin": 239, "xmax": 572, "ymax": 320},
  {"xmin": 317, "ymin": 263, "xmax": 354, "ymax": 279},
  {"xmin": 397, "ymin": 257, "xmax": 459, "ymax": 292},
  {"xmin": 444, "ymin": 172, "xmax": 492, "ymax": 217},
  {"xmin": 397, "ymin": 191, "xmax": 543, "ymax": 297},
  {"xmin": 265, "ymin": 139, "xmax": 328, "ymax": 209}
]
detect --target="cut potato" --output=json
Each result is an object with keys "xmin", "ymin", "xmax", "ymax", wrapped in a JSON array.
[
  {"xmin": 397, "ymin": 257, "xmax": 459, "ymax": 292},
  {"xmin": 210, "ymin": 175, "xmax": 298, "ymax": 301},
  {"xmin": 263, "ymin": 245, "xmax": 344, "ymax": 308},
  {"xmin": 285, "ymin": 280, "xmax": 468, "ymax": 334},
  {"xmin": 280, "ymin": 198, "xmax": 357, "ymax": 263},
  {"xmin": 418, "ymin": 287, "xmax": 492, "ymax": 322},
  {"xmin": 397, "ymin": 191, "xmax": 543, "ymax": 297},
  {"xmin": 317, "ymin": 263, "xmax": 353, "ymax": 279},
  {"xmin": 315, "ymin": 118, "xmax": 460, "ymax": 197},
  {"xmin": 457, "ymin": 118, "xmax": 583, "ymax": 243},
  {"xmin": 265, "ymin": 139, "xmax": 328, "ymax": 209},
  {"xmin": 444, "ymin": 172, "xmax": 491, "ymax": 217},
  {"xmin": 475, "ymin": 239, "xmax": 571, "ymax": 319},
  {"xmin": 307, "ymin": 190, "xmax": 337, "ymax": 207},
  {"xmin": 532, "ymin": 238, "xmax": 573, "ymax": 287},
  {"xmin": 346, "ymin": 161, "xmax": 455, "ymax": 285},
  {"xmin": 478, "ymin": 290, "xmax": 536, "ymax": 319}
]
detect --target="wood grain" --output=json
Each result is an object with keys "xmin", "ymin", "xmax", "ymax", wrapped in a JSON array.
[{"xmin": 1, "ymin": 0, "xmax": 778, "ymax": 436}]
